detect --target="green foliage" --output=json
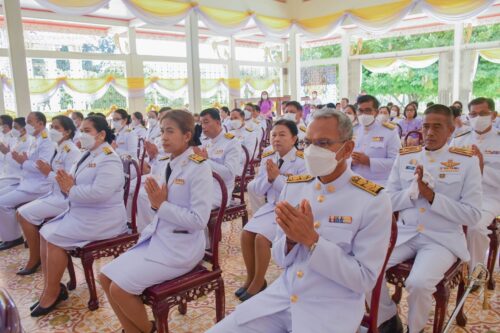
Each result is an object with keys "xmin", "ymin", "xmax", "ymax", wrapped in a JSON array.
[
  {"xmin": 469, "ymin": 23, "xmax": 500, "ymax": 43},
  {"xmin": 357, "ymin": 31, "xmax": 454, "ymax": 54},
  {"xmin": 300, "ymin": 44, "xmax": 341, "ymax": 61},
  {"xmin": 472, "ymin": 57, "xmax": 500, "ymax": 98}
]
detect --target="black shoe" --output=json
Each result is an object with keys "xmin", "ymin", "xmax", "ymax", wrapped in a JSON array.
[
  {"xmin": 30, "ymin": 301, "xmax": 39, "ymax": 311},
  {"xmin": 0, "ymin": 237, "xmax": 24, "ymax": 251},
  {"xmin": 17, "ymin": 261, "xmax": 41, "ymax": 276},
  {"xmin": 239, "ymin": 280, "xmax": 267, "ymax": 302},
  {"xmin": 378, "ymin": 314, "xmax": 404, "ymax": 333},
  {"xmin": 234, "ymin": 287, "xmax": 247, "ymax": 298},
  {"xmin": 30, "ymin": 284, "xmax": 68, "ymax": 317}
]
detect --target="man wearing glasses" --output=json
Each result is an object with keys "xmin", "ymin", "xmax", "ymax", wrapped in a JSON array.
[
  {"xmin": 207, "ymin": 108, "xmax": 392, "ymax": 333},
  {"xmin": 451, "ymin": 97, "xmax": 499, "ymax": 275},
  {"xmin": 352, "ymin": 95, "xmax": 401, "ymax": 186}
]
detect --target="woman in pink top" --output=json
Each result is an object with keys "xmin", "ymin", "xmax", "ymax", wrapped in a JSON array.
[{"xmin": 258, "ymin": 91, "xmax": 273, "ymax": 119}]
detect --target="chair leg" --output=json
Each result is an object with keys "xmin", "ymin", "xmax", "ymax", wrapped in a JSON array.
[
  {"xmin": 153, "ymin": 305, "xmax": 169, "ymax": 333},
  {"xmin": 391, "ymin": 285, "xmax": 403, "ymax": 304},
  {"xmin": 215, "ymin": 277, "xmax": 226, "ymax": 323},
  {"xmin": 66, "ymin": 254, "xmax": 77, "ymax": 291},
  {"xmin": 455, "ymin": 277, "xmax": 467, "ymax": 327},
  {"xmin": 81, "ymin": 254, "xmax": 99, "ymax": 311},
  {"xmin": 486, "ymin": 231, "xmax": 498, "ymax": 290},
  {"xmin": 178, "ymin": 302, "xmax": 187, "ymax": 315},
  {"xmin": 242, "ymin": 211, "xmax": 249, "ymax": 227},
  {"xmin": 432, "ymin": 286, "xmax": 450, "ymax": 333}
]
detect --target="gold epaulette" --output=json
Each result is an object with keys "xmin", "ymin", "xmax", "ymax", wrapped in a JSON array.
[
  {"xmin": 299, "ymin": 125, "xmax": 307, "ymax": 132},
  {"xmin": 350, "ymin": 176, "xmax": 384, "ymax": 196},
  {"xmin": 126, "ymin": 128, "xmax": 132, "ymax": 132},
  {"xmin": 399, "ymin": 145, "xmax": 422, "ymax": 155},
  {"xmin": 189, "ymin": 154, "xmax": 206, "ymax": 164},
  {"xmin": 103, "ymin": 146, "xmax": 113, "ymax": 155},
  {"xmin": 41, "ymin": 131, "xmax": 48, "ymax": 139},
  {"xmin": 296, "ymin": 150, "xmax": 304, "ymax": 159},
  {"xmin": 63, "ymin": 144, "xmax": 71, "ymax": 153},
  {"xmin": 224, "ymin": 133, "xmax": 235, "ymax": 139},
  {"xmin": 449, "ymin": 146, "xmax": 473, "ymax": 157},
  {"xmin": 286, "ymin": 174, "xmax": 314, "ymax": 183},
  {"xmin": 159, "ymin": 155, "xmax": 170, "ymax": 161},
  {"xmin": 245, "ymin": 127, "xmax": 254, "ymax": 132},
  {"xmin": 453, "ymin": 130, "xmax": 471, "ymax": 139},
  {"xmin": 262, "ymin": 150, "xmax": 275, "ymax": 158},
  {"xmin": 21, "ymin": 136, "xmax": 27, "ymax": 142},
  {"xmin": 253, "ymin": 119, "xmax": 260, "ymax": 125},
  {"xmin": 382, "ymin": 122, "xmax": 396, "ymax": 130}
]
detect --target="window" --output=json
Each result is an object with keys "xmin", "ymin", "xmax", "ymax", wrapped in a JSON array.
[{"xmin": 136, "ymin": 30, "xmax": 187, "ymax": 57}]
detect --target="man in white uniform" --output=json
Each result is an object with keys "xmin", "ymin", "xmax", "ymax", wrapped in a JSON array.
[
  {"xmin": 208, "ymin": 108, "xmax": 392, "ymax": 333},
  {"xmin": 228, "ymin": 109, "xmax": 259, "ymax": 173},
  {"xmin": 376, "ymin": 104, "xmax": 483, "ymax": 333},
  {"xmin": 451, "ymin": 97, "xmax": 499, "ymax": 273},
  {"xmin": 282, "ymin": 101, "xmax": 307, "ymax": 144}
]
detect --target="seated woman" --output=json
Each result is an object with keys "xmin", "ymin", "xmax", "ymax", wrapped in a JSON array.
[
  {"xmin": 344, "ymin": 104, "xmax": 359, "ymax": 134},
  {"xmin": 16, "ymin": 115, "xmax": 80, "ymax": 276},
  {"xmin": 131, "ymin": 112, "xmax": 147, "ymax": 140},
  {"xmin": 112, "ymin": 108, "xmax": 139, "ymax": 159},
  {"xmin": 31, "ymin": 116, "xmax": 128, "ymax": 317},
  {"xmin": 398, "ymin": 102, "xmax": 422, "ymax": 139},
  {"xmin": 99, "ymin": 110, "xmax": 213, "ymax": 333},
  {"xmin": 237, "ymin": 119, "xmax": 306, "ymax": 301}
]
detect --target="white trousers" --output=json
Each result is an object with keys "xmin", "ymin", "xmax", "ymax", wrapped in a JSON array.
[
  {"xmin": 206, "ymin": 308, "xmax": 292, "ymax": 333},
  {"xmin": 376, "ymin": 234, "xmax": 456, "ymax": 333},
  {"xmin": 467, "ymin": 210, "xmax": 495, "ymax": 273}
]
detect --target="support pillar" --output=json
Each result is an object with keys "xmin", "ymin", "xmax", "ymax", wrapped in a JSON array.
[
  {"xmin": 348, "ymin": 59, "xmax": 361, "ymax": 103},
  {"xmin": 228, "ymin": 37, "xmax": 239, "ymax": 107},
  {"xmin": 288, "ymin": 28, "xmax": 301, "ymax": 101},
  {"xmin": 4, "ymin": 0, "xmax": 31, "ymax": 116},
  {"xmin": 438, "ymin": 51, "xmax": 452, "ymax": 105},
  {"xmin": 452, "ymin": 23, "xmax": 463, "ymax": 102},
  {"xmin": 185, "ymin": 11, "xmax": 202, "ymax": 113},
  {"xmin": 339, "ymin": 30, "xmax": 350, "ymax": 99},
  {"xmin": 126, "ymin": 27, "xmax": 146, "ymax": 112}
]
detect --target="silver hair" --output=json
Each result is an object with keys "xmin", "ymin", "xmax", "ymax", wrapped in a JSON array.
[{"xmin": 312, "ymin": 107, "xmax": 353, "ymax": 141}]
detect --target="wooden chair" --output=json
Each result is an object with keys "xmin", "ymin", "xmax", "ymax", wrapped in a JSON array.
[
  {"xmin": 386, "ymin": 257, "xmax": 467, "ymax": 332},
  {"xmin": 227, "ymin": 144, "xmax": 249, "ymax": 226},
  {"xmin": 0, "ymin": 288, "xmax": 22, "ymax": 333},
  {"xmin": 361, "ymin": 216, "xmax": 398, "ymax": 333},
  {"xmin": 396, "ymin": 123, "xmax": 403, "ymax": 138},
  {"xmin": 66, "ymin": 158, "xmax": 142, "ymax": 310},
  {"xmin": 141, "ymin": 172, "xmax": 228, "ymax": 333},
  {"xmin": 486, "ymin": 217, "xmax": 499, "ymax": 290},
  {"xmin": 244, "ymin": 137, "xmax": 260, "ymax": 185},
  {"xmin": 404, "ymin": 130, "xmax": 423, "ymax": 147}
]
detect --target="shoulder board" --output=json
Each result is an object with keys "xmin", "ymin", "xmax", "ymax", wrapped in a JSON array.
[
  {"xmin": 399, "ymin": 145, "xmax": 422, "ymax": 155},
  {"xmin": 126, "ymin": 128, "xmax": 133, "ymax": 132},
  {"xmin": 159, "ymin": 156, "xmax": 170, "ymax": 161},
  {"xmin": 103, "ymin": 146, "xmax": 113, "ymax": 155},
  {"xmin": 449, "ymin": 146, "xmax": 473, "ymax": 157},
  {"xmin": 262, "ymin": 150, "xmax": 275, "ymax": 158},
  {"xmin": 253, "ymin": 119, "xmax": 260, "ymax": 124},
  {"xmin": 382, "ymin": 122, "xmax": 396, "ymax": 130},
  {"xmin": 189, "ymin": 154, "xmax": 207, "ymax": 164},
  {"xmin": 299, "ymin": 125, "xmax": 307, "ymax": 132},
  {"xmin": 296, "ymin": 150, "xmax": 304, "ymax": 159},
  {"xmin": 21, "ymin": 136, "xmax": 27, "ymax": 142},
  {"xmin": 224, "ymin": 133, "xmax": 235, "ymax": 139},
  {"xmin": 286, "ymin": 174, "xmax": 314, "ymax": 183},
  {"xmin": 245, "ymin": 127, "xmax": 254, "ymax": 132},
  {"xmin": 350, "ymin": 176, "xmax": 383, "ymax": 196},
  {"xmin": 63, "ymin": 144, "xmax": 71, "ymax": 153},
  {"xmin": 41, "ymin": 131, "xmax": 48, "ymax": 139},
  {"xmin": 453, "ymin": 130, "xmax": 471, "ymax": 139}
]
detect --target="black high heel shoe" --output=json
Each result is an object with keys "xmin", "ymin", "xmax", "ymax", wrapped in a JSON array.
[
  {"xmin": 30, "ymin": 284, "xmax": 68, "ymax": 317},
  {"xmin": 30, "ymin": 301, "xmax": 39, "ymax": 311},
  {"xmin": 17, "ymin": 261, "xmax": 41, "ymax": 276},
  {"xmin": 234, "ymin": 287, "xmax": 247, "ymax": 298},
  {"xmin": 239, "ymin": 280, "xmax": 267, "ymax": 302}
]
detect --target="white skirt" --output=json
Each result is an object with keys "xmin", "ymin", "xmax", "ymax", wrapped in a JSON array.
[
  {"xmin": 40, "ymin": 219, "xmax": 91, "ymax": 250},
  {"xmin": 18, "ymin": 196, "xmax": 68, "ymax": 226},
  {"xmin": 243, "ymin": 210, "xmax": 277, "ymax": 242},
  {"xmin": 101, "ymin": 241, "xmax": 194, "ymax": 295}
]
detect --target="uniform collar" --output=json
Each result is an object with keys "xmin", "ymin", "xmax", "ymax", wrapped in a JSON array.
[
  {"xmin": 315, "ymin": 167, "xmax": 353, "ymax": 193},
  {"xmin": 57, "ymin": 139, "xmax": 72, "ymax": 151},
  {"xmin": 169, "ymin": 147, "xmax": 193, "ymax": 169},
  {"xmin": 425, "ymin": 143, "xmax": 448, "ymax": 158},
  {"xmin": 278, "ymin": 146, "xmax": 297, "ymax": 163},
  {"xmin": 474, "ymin": 127, "xmax": 494, "ymax": 140},
  {"xmin": 91, "ymin": 142, "xmax": 108, "ymax": 157},
  {"xmin": 211, "ymin": 130, "xmax": 225, "ymax": 144}
]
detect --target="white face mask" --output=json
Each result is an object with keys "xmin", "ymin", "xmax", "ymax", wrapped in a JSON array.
[
  {"xmin": 358, "ymin": 114, "xmax": 375, "ymax": 127},
  {"xmin": 11, "ymin": 128, "xmax": 21, "ymax": 138},
  {"xmin": 25, "ymin": 123, "xmax": 36, "ymax": 136},
  {"xmin": 283, "ymin": 113, "xmax": 296, "ymax": 122},
  {"xmin": 147, "ymin": 118, "xmax": 158, "ymax": 127},
  {"xmin": 304, "ymin": 143, "xmax": 344, "ymax": 177},
  {"xmin": 262, "ymin": 94, "xmax": 268, "ymax": 99},
  {"xmin": 113, "ymin": 120, "xmax": 123, "ymax": 131},
  {"xmin": 469, "ymin": 115, "xmax": 492, "ymax": 132},
  {"xmin": 346, "ymin": 114, "xmax": 355, "ymax": 123},
  {"xmin": 244, "ymin": 110, "xmax": 252, "ymax": 120},
  {"xmin": 390, "ymin": 111, "xmax": 398, "ymax": 118},
  {"xmin": 79, "ymin": 132, "xmax": 96, "ymax": 150},
  {"xmin": 49, "ymin": 128, "xmax": 64, "ymax": 143},
  {"xmin": 377, "ymin": 114, "xmax": 390, "ymax": 124},
  {"xmin": 230, "ymin": 119, "xmax": 242, "ymax": 130}
]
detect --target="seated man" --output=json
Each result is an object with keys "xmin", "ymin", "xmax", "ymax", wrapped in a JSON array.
[
  {"xmin": 376, "ymin": 104, "xmax": 482, "ymax": 333},
  {"xmin": 195, "ymin": 108, "xmax": 241, "ymax": 207},
  {"xmin": 228, "ymin": 108, "xmax": 258, "ymax": 174},
  {"xmin": 208, "ymin": 108, "xmax": 392, "ymax": 333},
  {"xmin": 0, "ymin": 112, "xmax": 55, "ymax": 251},
  {"xmin": 451, "ymin": 97, "xmax": 499, "ymax": 273},
  {"xmin": 282, "ymin": 101, "xmax": 307, "ymax": 144},
  {"xmin": 352, "ymin": 95, "xmax": 401, "ymax": 186}
]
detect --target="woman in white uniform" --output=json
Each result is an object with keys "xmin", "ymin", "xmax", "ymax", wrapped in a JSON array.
[
  {"xmin": 100, "ymin": 110, "xmax": 213, "ymax": 333},
  {"xmin": 131, "ymin": 112, "xmax": 147, "ymax": 140},
  {"xmin": 112, "ymin": 109, "xmax": 139, "ymax": 159},
  {"xmin": 237, "ymin": 119, "xmax": 306, "ymax": 301},
  {"xmin": 30, "ymin": 116, "xmax": 128, "ymax": 317},
  {"xmin": 145, "ymin": 110, "xmax": 161, "ymax": 144},
  {"xmin": 16, "ymin": 115, "xmax": 81, "ymax": 276}
]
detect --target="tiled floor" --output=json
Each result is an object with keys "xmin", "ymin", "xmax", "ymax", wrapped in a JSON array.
[{"xmin": 0, "ymin": 219, "xmax": 498, "ymax": 333}]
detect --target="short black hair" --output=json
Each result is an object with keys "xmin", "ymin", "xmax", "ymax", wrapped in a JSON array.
[
  {"xmin": 356, "ymin": 95, "xmax": 380, "ymax": 109},
  {"xmin": 424, "ymin": 104, "xmax": 453, "ymax": 125},
  {"xmin": 468, "ymin": 97, "xmax": 494, "ymax": 112},
  {"xmin": 231, "ymin": 108, "xmax": 245, "ymax": 119},
  {"xmin": 285, "ymin": 101, "xmax": 303, "ymax": 112},
  {"xmin": 52, "ymin": 115, "xmax": 77, "ymax": 140},
  {"xmin": 14, "ymin": 117, "xmax": 26, "ymax": 128},
  {"xmin": 245, "ymin": 103, "xmax": 255, "ymax": 111},
  {"xmin": 452, "ymin": 100, "xmax": 463, "ymax": 109},
  {"xmin": 273, "ymin": 119, "xmax": 298, "ymax": 137},
  {"xmin": 403, "ymin": 102, "xmax": 418, "ymax": 118},
  {"xmin": 0, "ymin": 115, "xmax": 13, "ymax": 129},
  {"xmin": 426, "ymin": 102, "xmax": 434, "ymax": 108},
  {"xmin": 410, "ymin": 101, "xmax": 419, "ymax": 109},
  {"xmin": 220, "ymin": 106, "xmax": 230, "ymax": 115},
  {"xmin": 449, "ymin": 105, "xmax": 462, "ymax": 118},
  {"xmin": 31, "ymin": 111, "xmax": 47, "ymax": 126},
  {"xmin": 327, "ymin": 103, "xmax": 336, "ymax": 108},
  {"xmin": 85, "ymin": 115, "xmax": 115, "ymax": 143},
  {"xmin": 113, "ymin": 108, "xmax": 131, "ymax": 124},
  {"xmin": 341, "ymin": 98, "xmax": 349, "ymax": 103},
  {"xmin": 71, "ymin": 111, "xmax": 84, "ymax": 120},
  {"xmin": 200, "ymin": 108, "xmax": 221, "ymax": 122},
  {"xmin": 254, "ymin": 104, "xmax": 260, "ymax": 112}
]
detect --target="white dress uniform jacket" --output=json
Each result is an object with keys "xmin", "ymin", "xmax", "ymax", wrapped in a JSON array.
[
  {"xmin": 0, "ymin": 134, "xmax": 32, "ymax": 184},
  {"xmin": 352, "ymin": 120, "xmax": 401, "ymax": 185},
  {"xmin": 0, "ymin": 131, "xmax": 16, "ymax": 174},
  {"xmin": 229, "ymin": 126, "xmax": 259, "ymax": 173},
  {"xmin": 115, "ymin": 127, "xmax": 139, "ymax": 159},
  {"xmin": 132, "ymin": 124, "xmax": 147, "ymax": 139},
  {"xmin": 243, "ymin": 148, "xmax": 307, "ymax": 241},
  {"xmin": 40, "ymin": 143, "xmax": 127, "ymax": 249},
  {"xmin": 200, "ymin": 131, "xmax": 241, "ymax": 207},
  {"xmin": 216, "ymin": 169, "xmax": 392, "ymax": 333},
  {"xmin": 18, "ymin": 140, "xmax": 81, "ymax": 225},
  {"xmin": 101, "ymin": 148, "xmax": 213, "ymax": 295},
  {"xmin": 146, "ymin": 122, "xmax": 161, "ymax": 144}
]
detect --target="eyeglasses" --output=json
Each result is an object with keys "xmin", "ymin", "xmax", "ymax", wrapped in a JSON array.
[
  {"xmin": 303, "ymin": 138, "xmax": 346, "ymax": 149},
  {"xmin": 468, "ymin": 112, "xmax": 491, "ymax": 118}
]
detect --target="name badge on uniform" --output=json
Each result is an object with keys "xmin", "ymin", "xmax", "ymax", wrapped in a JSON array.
[
  {"xmin": 405, "ymin": 165, "xmax": 416, "ymax": 171},
  {"xmin": 174, "ymin": 178, "xmax": 185, "ymax": 185},
  {"xmin": 329, "ymin": 216, "xmax": 352, "ymax": 224},
  {"xmin": 214, "ymin": 149, "xmax": 224, "ymax": 155},
  {"xmin": 372, "ymin": 137, "xmax": 383, "ymax": 142},
  {"xmin": 88, "ymin": 163, "xmax": 96, "ymax": 168},
  {"xmin": 439, "ymin": 159, "xmax": 460, "ymax": 172},
  {"xmin": 484, "ymin": 149, "xmax": 499, "ymax": 155}
]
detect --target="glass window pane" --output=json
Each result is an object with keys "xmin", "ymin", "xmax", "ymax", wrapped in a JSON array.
[
  {"xmin": 300, "ymin": 64, "xmax": 338, "ymax": 102},
  {"xmin": 136, "ymin": 30, "xmax": 187, "ymax": 57}
]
